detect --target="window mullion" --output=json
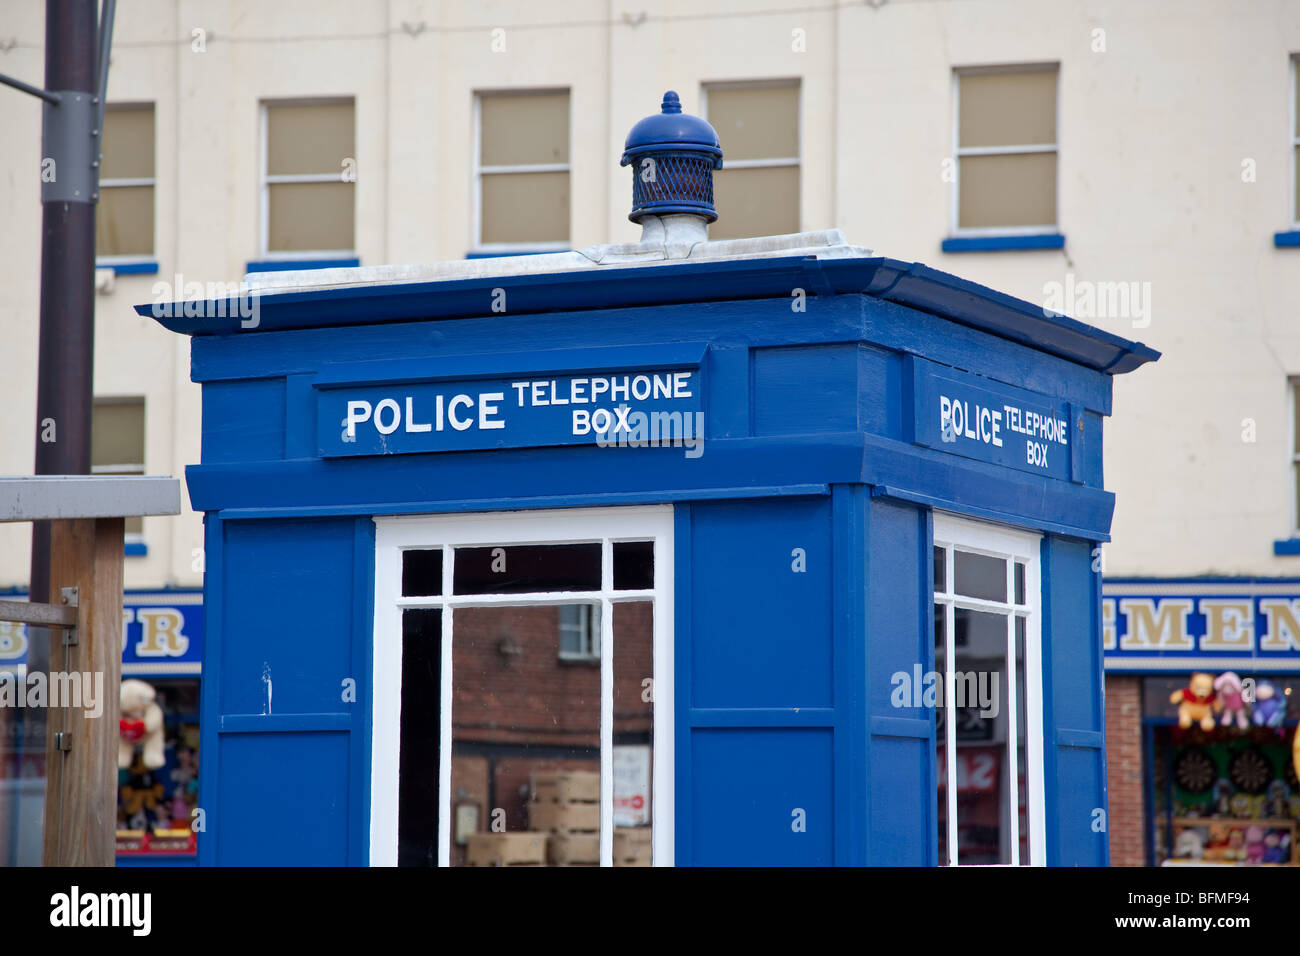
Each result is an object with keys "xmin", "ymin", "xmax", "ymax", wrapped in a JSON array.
[
  {"xmin": 945, "ymin": 539, "xmax": 958, "ymax": 866},
  {"xmin": 438, "ymin": 546, "xmax": 454, "ymax": 867},
  {"xmin": 1005, "ymin": 558, "xmax": 1020, "ymax": 866}
]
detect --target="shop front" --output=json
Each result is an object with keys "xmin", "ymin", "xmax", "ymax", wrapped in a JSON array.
[
  {"xmin": 144, "ymin": 93, "xmax": 1156, "ymax": 866},
  {"xmin": 1103, "ymin": 579, "xmax": 1300, "ymax": 866},
  {"xmin": 0, "ymin": 589, "xmax": 202, "ymax": 866}
]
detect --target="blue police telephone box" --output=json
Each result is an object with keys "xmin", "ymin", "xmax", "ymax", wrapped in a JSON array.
[{"xmin": 143, "ymin": 92, "xmax": 1157, "ymax": 867}]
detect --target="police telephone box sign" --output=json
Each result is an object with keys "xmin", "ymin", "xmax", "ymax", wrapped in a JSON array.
[
  {"xmin": 909, "ymin": 357, "xmax": 1075, "ymax": 482},
  {"xmin": 314, "ymin": 344, "xmax": 706, "ymax": 458}
]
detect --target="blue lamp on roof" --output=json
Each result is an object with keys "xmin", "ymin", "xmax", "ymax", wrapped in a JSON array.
[{"xmin": 620, "ymin": 91, "xmax": 725, "ymax": 226}]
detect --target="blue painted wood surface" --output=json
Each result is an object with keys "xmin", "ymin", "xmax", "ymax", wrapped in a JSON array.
[{"xmin": 152, "ymin": 254, "xmax": 1153, "ymax": 866}]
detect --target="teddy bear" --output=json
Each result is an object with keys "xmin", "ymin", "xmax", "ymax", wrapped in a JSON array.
[
  {"xmin": 1170, "ymin": 672, "xmax": 1219, "ymax": 731},
  {"xmin": 1202, "ymin": 824, "xmax": 1230, "ymax": 861},
  {"xmin": 1214, "ymin": 672, "xmax": 1249, "ymax": 730},
  {"xmin": 1173, "ymin": 828, "xmax": 1205, "ymax": 860},
  {"xmin": 1251, "ymin": 681, "xmax": 1287, "ymax": 728},
  {"xmin": 118, "ymin": 678, "xmax": 165, "ymax": 770}
]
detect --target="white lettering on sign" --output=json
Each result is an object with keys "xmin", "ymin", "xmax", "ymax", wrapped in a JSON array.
[
  {"xmin": 938, "ymin": 393, "xmax": 1069, "ymax": 472},
  {"xmin": 511, "ymin": 373, "xmax": 691, "ymax": 408},
  {"xmin": 344, "ymin": 392, "xmax": 507, "ymax": 438}
]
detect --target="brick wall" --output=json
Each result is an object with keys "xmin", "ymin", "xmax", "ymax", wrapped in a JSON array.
[
  {"xmin": 447, "ymin": 601, "xmax": 656, "ymax": 854},
  {"xmin": 1105, "ymin": 675, "xmax": 1146, "ymax": 866}
]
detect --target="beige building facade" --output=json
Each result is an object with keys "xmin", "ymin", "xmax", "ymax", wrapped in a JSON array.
[{"xmin": 2, "ymin": 1, "xmax": 1300, "ymax": 869}]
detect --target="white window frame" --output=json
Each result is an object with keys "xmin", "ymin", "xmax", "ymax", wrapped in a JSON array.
[
  {"xmin": 1291, "ymin": 55, "xmax": 1299, "ymax": 229},
  {"xmin": 471, "ymin": 88, "xmax": 571, "ymax": 255},
  {"xmin": 558, "ymin": 603, "xmax": 601, "ymax": 661},
  {"xmin": 932, "ymin": 511, "xmax": 1045, "ymax": 867},
  {"xmin": 371, "ymin": 505, "xmax": 674, "ymax": 867},
  {"xmin": 1291, "ymin": 377, "xmax": 1300, "ymax": 533},
  {"xmin": 951, "ymin": 64, "xmax": 1060, "ymax": 238},
  {"xmin": 96, "ymin": 102, "xmax": 156, "ymax": 267},
  {"xmin": 258, "ymin": 97, "xmax": 357, "ymax": 260}
]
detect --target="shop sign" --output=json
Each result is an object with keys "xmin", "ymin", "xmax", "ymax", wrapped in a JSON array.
[
  {"xmin": 1103, "ymin": 581, "xmax": 1300, "ymax": 672},
  {"xmin": 0, "ymin": 592, "xmax": 202, "ymax": 677},
  {"xmin": 909, "ymin": 356, "xmax": 1074, "ymax": 482}
]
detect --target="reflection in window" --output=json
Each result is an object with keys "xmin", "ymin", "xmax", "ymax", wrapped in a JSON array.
[{"xmin": 933, "ymin": 541, "xmax": 1034, "ymax": 866}]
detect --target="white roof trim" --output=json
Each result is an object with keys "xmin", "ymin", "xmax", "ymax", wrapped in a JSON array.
[{"xmin": 243, "ymin": 228, "xmax": 875, "ymax": 296}]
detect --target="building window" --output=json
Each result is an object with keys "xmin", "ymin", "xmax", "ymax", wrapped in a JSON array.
[
  {"xmin": 704, "ymin": 81, "xmax": 800, "ymax": 240},
  {"xmin": 953, "ymin": 66, "xmax": 1058, "ymax": 233},
  {"xmin": 475, "ymin": 90, "xmax": 570, "ymax": 250},
  {"xmin": 1292, "ymin": 56, "xmax": 1300, "ymax": 226},
  {"xmin": 97, "ymin": 104, "xmax": 155, "ymax": 261},
  {"xmin": 559, "ymin": 603, "xmax": 600, "ymax": 660},
  {"xmin": 261, "ymin": 100, "xmax": 355, "ymax": 257},
  {"xmin": 1292, "ymin": 378, "xmax": 1300, "ymax": 532},
  {"xmin": 91, "ymin": 397, "xmax": 145, "ymax": 538},
  {"xmin": 932, "ymin": 513, "xmax": 1044, "ymax": 866}
]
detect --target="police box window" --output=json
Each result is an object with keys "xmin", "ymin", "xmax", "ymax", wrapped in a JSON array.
[
  {"xmin": 91, "ymin": 397, "xmax": 145, "ymax": 538},
  {"xmin": 261, "ymin": 99, "xmax": 356, "ymax": 256},
  {"xmin": 704, "ymin": 81, "xmax": 799, "ymax": 241},
  {"xmin": 475, "ymin": 90, "xmax": 570, "ymax": 250},
  {"xmin": 953, "ymin": 65, "xmax": 1058, "ymax": 233},
  {"xmin": 97, "ymin": 103, "xmax": 155, "ymax": 261},
  {"xmin": 932, "ymin": 514, "xmax": 1043, "ymax": 866}
]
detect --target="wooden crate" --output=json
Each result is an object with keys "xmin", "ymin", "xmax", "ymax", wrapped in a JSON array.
[
  {"xmin": 465, "ymin": 832, "xmax": 548, "ymax": 867},
  {"xmin": 533, "ymin": 770, "xmax": 600, "ymax": 804},
  {"xmin": 548, "ymin": 832, "xmax": 601, "ymax": 865},
  {"xmin": 530, "ymin": 800, "xmax": 600, "ymax": 833},
  {"xmin": 614, "ymin": 827, "xmax": 652, "ymax": 865}
]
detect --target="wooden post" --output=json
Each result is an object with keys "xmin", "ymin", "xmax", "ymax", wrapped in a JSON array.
[{"xmin": 41, "ymin": 517, "xmax": 123, "ymax": 866}]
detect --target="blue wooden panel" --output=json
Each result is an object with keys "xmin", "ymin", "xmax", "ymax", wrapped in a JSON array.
[
  {"xmin": 220, "ymin": 519, "xmax": 356, "ymax": 716},
  {"xmin": 1041, "ymin": 533, "xmax": 1108, "ymax": 865},
  {"xmin": 868, "ymin": 735, "xmax": 933, "ymax": 865},
  {"xmin": 1045, "ymin": 536, "xmax": 1102, "ymax": 733},
  {"xmin": 866, "ymin": 498, "xmax": 927, "ymax": 719},
  {"xmin": 1053, "ymin": 746, "xmax": 1108, "ymax": 866},
  {"xmin": 201, "ymin": 378, "xmax": 285, "ymax": 463},
  {"xmin": 690, "ymin": 727, "xmax": 833, "ymax": 865},
  {"xmin": 858, "ymin": 346, "xmax": 903, "ymax": 440},
  {"xmin": 753, "ymin": 344, "xmax": 859, "ymax": 435},
  {"xmin": 690, "ymin": 498, "xmax": 833, "ymax": 708},
  {"xmin": 216, "ymin": 731, "xmax": 350, "ymax": 865},
  {"xmin": 188, "ymin": 293, "xmax": 1116, "ymax": 417}
]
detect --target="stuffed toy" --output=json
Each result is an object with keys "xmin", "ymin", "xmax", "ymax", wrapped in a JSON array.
[
  {"xmin": 1202, "ymin": 824, "xmax": 1230, "ymax": 861},
  {"xmin": 1230, "ymin": 793, "xmax": 1264, "ymax": 819},
  {"xmin": 1214, "ymin": 672, "xmax": 1249, "ymax": 730},
  {"xmin": 119, "ymin": 752, "xmax": 165, "ymax": 832},
  {"xmin": 1173, "ymin": 828, "xmax": 1205, "ymax": 860},
  {"xmin": 118, "ymin": 678, "xmax": 165, "ymax": 770},
  {"xmin": 1170, "ymin": 673, "xmax": 1219, "ymax": 731},
  {"xmin": 1225, "ymin": 827, "xmax": 1246, "ymax": 861},
  {"xmin": 1262, "ymin": 830, "xmax": 1285, "ymax": 864},
  {"xmin": 1244, "ymin": 826, "xmax": 1266, "ymax": 864},
  {"xmin": 1251, "ymin": 681, "xmax": 1286, "ymax": 728}
]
